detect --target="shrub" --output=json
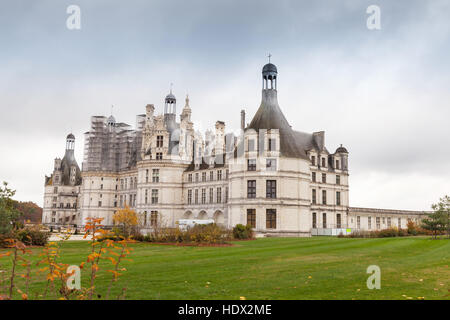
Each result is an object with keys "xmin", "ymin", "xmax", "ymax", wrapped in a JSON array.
[
  {"xmin": 0, "ymin": 232, "xmax": 15, "ymax": 247},
  {"xmin": 15, "ymin": 225, "xmax": 50, "ymax": 246},
  {"xmin": 136, "ymin": 223, "xmax": 232, "ymax": 244},
  {"xmin": 347, "ymin": 227, "xmax": 410, "ymax": 238},
  {"xmin": 232, "ymin": 224, "xmax": 254, "ymax": 240}
]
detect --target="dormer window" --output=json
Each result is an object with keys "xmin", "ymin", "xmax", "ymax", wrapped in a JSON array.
[
  {"xmin": 248, "ymin": 139, "xmax": 255, "ymax": 151},
  {"xmin": 268, "ymin": 138, "xmax": 276, "ymax": 151},
  {"xmin": 321, "ymin": 157, "xmax": 326, "ymax": 167},
  {"xmin": 156, "ymin": 135, "xmax": 163, "ymax": 148},
  {"xmin": 336, "ymin": 159, "xmax": 340, "ymax": 169},
  {"xmin": 311, "ymin": 156, "xmax": 316, "ymax": 166}
]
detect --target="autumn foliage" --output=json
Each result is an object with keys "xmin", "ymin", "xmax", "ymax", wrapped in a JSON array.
[
  {"xmin": 0, "ymin": 217, "xmax": 134, "ymax": 300},
  {"xmin": 113, "ymin": 205, "xmax": 139, "ymax": 238}
]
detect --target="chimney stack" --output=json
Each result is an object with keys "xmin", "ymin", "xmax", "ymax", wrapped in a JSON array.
[{"xmin": 240, "ymin": 110, "xmax": 245, "ymax": 131}]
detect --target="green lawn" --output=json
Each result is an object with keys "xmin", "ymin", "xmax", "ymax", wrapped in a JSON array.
[{"xmin": 1, "ymin": 237, "xmax": 449, "ymax": 300}]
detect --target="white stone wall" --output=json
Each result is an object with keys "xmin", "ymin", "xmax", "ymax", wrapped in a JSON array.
[
  {"xmin": 42, "ymin": 184, "xmax": 80, "ymax": 225},
  {"xmin": 347, "ymin": 208, "xmax": 427, "ymax": 231}
]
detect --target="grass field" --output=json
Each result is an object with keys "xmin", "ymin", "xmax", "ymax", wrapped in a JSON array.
[{"xmin": 1, "ymin": 237, "xmax": 449, "ymax": 300}]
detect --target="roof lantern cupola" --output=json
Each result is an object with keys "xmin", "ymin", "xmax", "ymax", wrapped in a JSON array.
[
  {"xmin": 66, "ymin": 133, "xmax": 75, "ymax": 151},
  {"xmin": 262, "ymin": 54, "xmax": 277, "ymax": 90},
  {"xmin": 164, "ymin": 83, "xmax": 177, "ymax": 114}
]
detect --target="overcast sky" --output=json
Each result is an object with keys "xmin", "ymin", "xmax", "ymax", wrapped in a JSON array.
[{"xmin": 1, "ymin": 0, "xmax": 449, "ymax": 210}]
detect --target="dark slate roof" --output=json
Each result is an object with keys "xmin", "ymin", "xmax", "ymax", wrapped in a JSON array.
[
  {"xmin": 60, "ymin": 150, "xmax": 82, "ymax": 186},
  {"xmin": 262, "ymin": 63, "xmax": 277, "ymax": 74},
  {"xmin": 244, "ymin": 89, "xmax": 319, "ymax": 160},
  {"xmin": 185, "ymin": 153, "xmax": 226, "ymax": 172},
  {"xmin": 336, "ymin": 145, "xmax": 349, "ymax": 154},
  {"xmin": 66, "ymin": 133, "xmax": 75, "ymax": 140}
]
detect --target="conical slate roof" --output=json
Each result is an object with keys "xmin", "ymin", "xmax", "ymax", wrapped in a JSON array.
[
  {"xmin": 248, "ymin": 90, "xmax": 290, "ymax": 131},
  {"xmin": 60, "ymin": 149, "xmax": 82, "ymax": 185},
  {"xmin": 245, "ymin": 89, "xmax": 319, "ymax": 160}
]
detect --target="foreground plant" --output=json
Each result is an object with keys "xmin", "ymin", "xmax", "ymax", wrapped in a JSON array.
[{"xmin": 0, "ymin": 218, "xmax": 135, "ymax": 300}]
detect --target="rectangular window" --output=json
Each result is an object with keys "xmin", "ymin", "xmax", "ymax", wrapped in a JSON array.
[
  {"xmin": 151, "ymin": 189, "xmax": 158, "ymax": 204},
  {"xmin": 312, "ymin": 172, "xmax": 316, "ymax": 182},
  {"xmin": 201, "ymin": 188, "xmax": 206, "ymax": 204},
  {"xmin": 98, "ymin": 201, "xmax": 102, "ymax": 207},
  {"xmin": 336, "ymin": 175, "xmax": 340, "ymax": 185},
  {"xmin": 202, "ymin": 172, "xmax": 206, "ymax": 182},
  {"xmin": 195, "ymin": 173, "xmax": 199, "ymax": 182},
  {"xmin": 145, "ymin": 189, "xmax": 148, "ymax": 204},
  {"xmin": 145, "ymin": 170, "xmax": 149, "ymax": 183},
  {"xmin": 321, "ymin": 157, "xmax": 326, "ymax": 167},
  {"xmin": 357, "ymin": 216, "xmax": 361, "ymax": 229},
  {"xmin": 376, "ymin": 217, "xmax": 380, "ymax": 229},
  {"xmin": 217, "ymin": 170, "xmax": 222, "ymax": 181},
  {"xmin": 210, "ymin": 171, "xmax": 214, "ymax": 181},
  {"xmin": 322, "ymin": 190, "xmax": 327, "ymax": 205},
  {"xmin": 225, "ymin": 187, "xmax": 228, "ymax": 202},
  {"xmin": 266, "ymin": 158, "xmax": 277, "ymax": 171},
  {"xmin": 266, "ymin": 209, "xmax": 276, "ymax": 229},
  {"xmin": 322, "ymin": 173, "xmax": 326, "ymax": 183},
  {"xmin": 312, "ymin": 189, "xmax": 316, "ymax": 204},
  {"xmin": 195, "ymin": 189, "xmax": 198, "ymax": 204},
  {"xmin": 100, "ymin": 184, "xmax": 103, "ymax": 190},
  {"xmin": 337, "ymin": 214, "xmax": 341, "ymax": 228},
  {"xmin": 336, "ymin": 191, "xmax": 341, "ymax": 206},
  {"xmin": 398, "ymin": 218, "xmax": 401, "ymax": 228},
  {"xmin": 156, "ymin": 135, "xmax": 163, "ymax": 148},
  {"xmin": 368, "ymin": 217, "xmax": 372, "ymax": 229},
  {"xmin": 336, "ymin": 159, "xmax": 340, "ymax": 169},
  {"xmin": 156, "ymin": 152, "xmax": 163, "ymax": 160},
  {"xmin": 311, "ymin": 156, "xmax": 316, "ymax": 166},
  {"xmin": 247, "ymin": 180, "xmax": 256, "ymax": 198},
  {"xmin": 188, "ymin": 174, "xmax": 192, "ymax": 182},
  {"xmin": 187, "ymin": 189, "xmax": 192, "ymax": 204},
  {"xmin": 152, "ymin": 169, "xmax": 159, "ymax": 183},
  {"xmin": 268, "ymin": 138, "xmax": 276, "ymax": 151},
  {"xmin": 209, "ymin": 188, "xmax": 214, "ymax": 204},
  {"xmin": 247, "ymin": 209, "xmax": 256, "ymax": 228},
  {"xmin": 387, "ymin": 217, "xmax": 391, "ymax": 227},
  {"xmin": 143, "ymin": 211, "xmax": 147, "ymax": 226},
  {"xmin": 266, "ymin": 180, "xmax": 276, "ymax": 199},
  {"xmin": 323, "ymin": 213, "xmax": 327, "ymax": 228},
  {"xmin": 217, "ymin": 187, "xmax": 222, "ymax": 203},
  {"xmin": 312, "ymin": 212, "xmax": 317, "ymax": 228},
  {"xmin": 248, "ymin": 159, "xmax": 256, "ymax": 171},
  {"xmin": 248, "ymin": 139, "xmax": 255, "ymax": 151},
  {"xmin": 150, "ymin": 211, "xmax": 158, "ymax": 227}
]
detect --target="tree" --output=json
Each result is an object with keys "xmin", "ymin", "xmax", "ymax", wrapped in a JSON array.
[
  {"xmin": 112, "ymin": 205, "xmax": 138, "ymax": 238},
  {"xmin": 422, "ymin": 195, "xmax": 450, "ymax": 239},
  {"xmin": 0, "ymin": 182, "xmax": 22, "ymax": 235}
]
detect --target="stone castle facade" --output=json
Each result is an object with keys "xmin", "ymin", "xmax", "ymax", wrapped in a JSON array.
[{"xmin": 43, "ymin": 62, "xmax": 428, "ymax": 236}]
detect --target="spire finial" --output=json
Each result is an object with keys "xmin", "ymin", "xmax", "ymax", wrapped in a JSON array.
[
  {"xmin": 268, "ymin": 53, "xmax": 272, "ymax": 63},
  {"xmin": 111, "ymin": 104, "xmax": 114, "ymax": 116},
  {"xmin": 170, "ymin": 83, "xmax": 173, "ymax": 94}
]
